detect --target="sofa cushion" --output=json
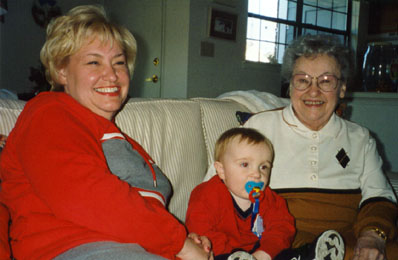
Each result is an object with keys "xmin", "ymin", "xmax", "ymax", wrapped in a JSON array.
[
  {"xmin": 116, "ymin": 98, "xmax": 208, "ymax": 222},
  {"xmin": 193, "ymin": 98, "xmax": 250, "ymax": 168},
  {"xmin": 0, "ymin": 98, "xmax": 25, "ymax": 136}
]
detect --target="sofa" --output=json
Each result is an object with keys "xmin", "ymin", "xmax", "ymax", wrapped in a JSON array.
[
  {"xmin": 0, "ymin": 93, "xmax": 260, "ymax": 259},
  {"xmin": 0, "ymin": 92, "xmax": 397, "ymax": 259}
]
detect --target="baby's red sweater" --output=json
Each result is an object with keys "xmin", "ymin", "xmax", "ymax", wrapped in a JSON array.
[{"xmin": 186, "ymin": 175, "xmax": 295, "ymax": 258}]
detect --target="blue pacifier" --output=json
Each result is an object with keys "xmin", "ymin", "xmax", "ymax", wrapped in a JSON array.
[{"xmin": 245, "ymin": 181, "xmax": 264, "ymax": 202}]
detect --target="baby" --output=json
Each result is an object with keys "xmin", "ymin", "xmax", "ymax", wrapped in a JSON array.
[
  {"xmin": 186, "ymin": 127, "xmax": 345, "ymax": 260},
  {"xmin": 186, "ymin": 127, "xmax": 295, "ymax": 260}
]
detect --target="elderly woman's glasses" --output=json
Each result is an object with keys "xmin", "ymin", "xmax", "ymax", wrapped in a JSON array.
[{"xmin": 292, "ymin": 74, "xmax": 341, "ymax": 92}]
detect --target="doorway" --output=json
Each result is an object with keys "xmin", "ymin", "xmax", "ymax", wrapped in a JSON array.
[{"xmin": 106, "ymin": 0, "xmax": 163, "ymax": 98}]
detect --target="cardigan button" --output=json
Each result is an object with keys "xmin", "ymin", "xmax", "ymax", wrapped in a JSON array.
[{"xmin": 311, "ymin": 160, "xmax": 317, "ymax": 166}]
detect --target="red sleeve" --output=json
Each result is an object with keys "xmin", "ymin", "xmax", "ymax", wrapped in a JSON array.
[
  {"xmin": 185, "ymin": 182, "xmax": 232, "ymax": 255},
  {"xmin": 0, "ymin": 202, "xmax": 10, "ymax": 259},
  {"xmin": 15, "ymin": 101, "xmax": 186, "ymax": 259},
  {"xmin": 257, "ymin": 188, "xmax": 295, "ymax": 258}
]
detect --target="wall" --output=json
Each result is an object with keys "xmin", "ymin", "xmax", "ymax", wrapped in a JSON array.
[
  {"xmin": 186, "ymin": 0, "xmax": 281, "ymax": 98},
  {"xmin": 0, "ymin": 16, "xmax": 2, "ymax": 87},
  {"xmin": 161, "ymin": 0, "xmax": 191, "ymax": 98},
  {"xmin": 0, "ymin": 0, "xmax": 281, "ymax": 98},
  {"xmin": 0, "ymin": 1, "xmax": 46, "ymax": 95},
  {"xmin": 0, "ymin": 0, "xmax": 103, "ymax": 95},
  {"xmin": 345, "ymin": 93, "xmax": 398, "ymax": 172}
]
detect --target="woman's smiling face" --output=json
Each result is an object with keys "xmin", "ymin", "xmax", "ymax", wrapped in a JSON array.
[
  {"xmin": 58, "ymin": 37, "xmax": 130, "ymax": 120},
  {"xmin": 290, "ymin": 54, "xmax": 346, "ymax": 131}
]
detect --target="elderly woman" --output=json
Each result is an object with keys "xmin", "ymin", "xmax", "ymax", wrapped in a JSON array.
[
  {"xmin": 244, "ymin": 35, "xmax": 397, "ymax": 260},
  {"xmin": 0, "ymin": 5, "xmax": 212, "ymax": 260}
]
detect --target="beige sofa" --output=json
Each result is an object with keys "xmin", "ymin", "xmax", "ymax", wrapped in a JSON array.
[{"xmin": 0, "ymin": 96, "xmax": 253, "ymax": 223}]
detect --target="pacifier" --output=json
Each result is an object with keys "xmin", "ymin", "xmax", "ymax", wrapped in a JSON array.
[{"xmin": 245, "ymin": 181, "xmax": 265, "ymax": 203}]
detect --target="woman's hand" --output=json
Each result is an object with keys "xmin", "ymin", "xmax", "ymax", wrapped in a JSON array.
[
  {"xmin": 252, "ymin": 250, "xmax": 271, "ymax": 260},
  {"xmin": 176, "ymin": 233, "xmax": 213, "ymax": 260},
  {"xmin": 353, "ymin": 230, "xmax": 386, "ymax": 260},
  {"xmin": 187, "ymin": 232, "xmax": 212, "ymax": 253}
]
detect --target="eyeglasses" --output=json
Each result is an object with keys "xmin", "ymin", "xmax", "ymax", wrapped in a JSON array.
[{"xmin": 292, "ymin": 74, "xmax": 341, "ymax": 92}]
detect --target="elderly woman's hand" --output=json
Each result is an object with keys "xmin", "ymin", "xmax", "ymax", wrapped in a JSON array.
[{"xmin": 353, "ymin": 230, "xmax": 386, "ymax": 260}]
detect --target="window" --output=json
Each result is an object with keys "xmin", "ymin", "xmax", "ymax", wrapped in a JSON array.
[{"xmin": 246, "ymin": 0, "xmax": 351, "ymax": 64}]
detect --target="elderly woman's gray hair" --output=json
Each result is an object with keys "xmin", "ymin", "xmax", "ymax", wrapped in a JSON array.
[{"xmin": 281, "ymin": 34, "xmax": 353, "ymax": 84}]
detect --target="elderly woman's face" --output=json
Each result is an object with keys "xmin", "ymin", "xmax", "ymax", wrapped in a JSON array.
[
  {"xmin": 290, "ymin": 54, "xmax": 346, "ymax": 131},
  {"xmin": 58, "ymin": 37, "xmax": 130, "ymax": 120}
]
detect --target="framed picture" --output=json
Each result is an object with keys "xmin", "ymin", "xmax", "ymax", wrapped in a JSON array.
[{"xmin": 209, "ymin": 9, "xmax": 237, "ymax": 41}]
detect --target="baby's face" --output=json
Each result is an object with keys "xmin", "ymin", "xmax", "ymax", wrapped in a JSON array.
[{"xmin": 215, "ymin": 138, "xmax": 272, "ymax": 202}]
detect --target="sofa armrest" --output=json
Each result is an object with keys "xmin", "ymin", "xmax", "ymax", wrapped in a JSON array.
[{"xmin": 0, "ymin": 202, "xmax": 11, "ymax": 259}]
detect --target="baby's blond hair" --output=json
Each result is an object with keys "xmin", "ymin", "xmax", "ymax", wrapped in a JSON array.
[{"xmin": 214, "ymin": 127, "xmax": 274, "ymax": 162}]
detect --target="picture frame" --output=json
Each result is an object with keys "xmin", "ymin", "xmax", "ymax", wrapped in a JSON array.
[{"xmin": 208, "ymin": 9, "xmax": 237, "ymax": 41}]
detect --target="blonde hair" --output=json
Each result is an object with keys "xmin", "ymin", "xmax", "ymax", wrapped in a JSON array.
[
  {"xmin": 214, "ymin": 127, "xmax": 274, "ymax": 162},
  {"xmin": 40, "ymin": 5, "xmax": 137, "ymax": 91}
]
